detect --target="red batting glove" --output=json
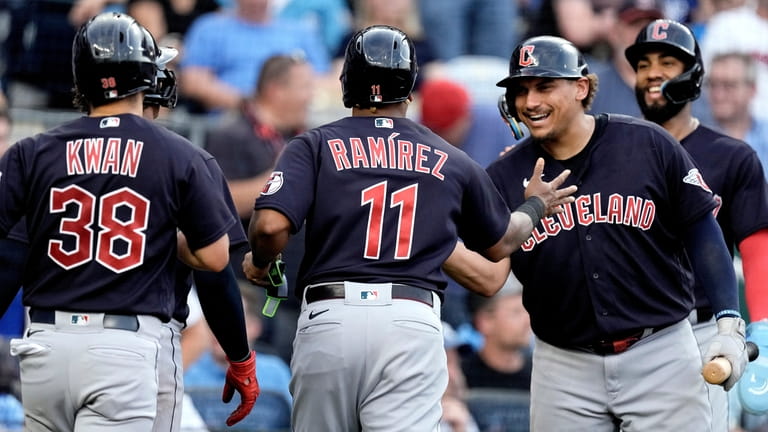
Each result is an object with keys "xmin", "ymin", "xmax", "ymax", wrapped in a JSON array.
[{"xmin": 222, "ymin": 350, "xmax": 260, "ymax": 426}]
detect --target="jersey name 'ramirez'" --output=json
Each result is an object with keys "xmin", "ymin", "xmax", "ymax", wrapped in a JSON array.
[
  {"xmin": 521, "ymin": 193, "xmax": 657, "ymax": 251},
  {"xmin": 327, "ymin": 133, "xmax": 448, "ymax": 180},
  {"xmin": 66, "ymin": 137, "xmax": 143, "ymax": 178}
]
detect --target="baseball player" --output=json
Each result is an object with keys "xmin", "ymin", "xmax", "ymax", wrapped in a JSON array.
[
  {"xmin": 240, "ymin": 25, "xmax": 577, "ymax": 432},
  {"xmin": 143, "ymin": 49, "xmax": 259, "ymax": 431},
  {"xmin": 625, "ymin": 19, "xmax": 768, "ymax": 429},
  {"xmin": 485, "ymin": 35, "xmax": 749, "ymax": 431},
  {"xmin": 0, "ymin": 12, "xmax": 235, "ymax": 431}
]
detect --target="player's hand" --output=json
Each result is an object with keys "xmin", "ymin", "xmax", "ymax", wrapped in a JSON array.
[
  {"xmin": 524, "ymin": 158, "xmax": 577, "ymax": 216},
  {"xmin": 738, "ymin": 320, "xmax": 768, "ymax": 413},
  {"xmin": 223, "ymin": 350, "xmax": 259, "ymax": 426},
  {"xmin": 242, "ymin": 252, "xmax": 271, "ymax": 287},
  {"xmin": 704, "ymin": 316, "xmax": 748, "ymax": 391}
]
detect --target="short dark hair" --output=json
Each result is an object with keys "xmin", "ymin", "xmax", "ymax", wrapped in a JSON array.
[{"xmin": 255, "ymin": 53, "xmax": 308, "ymax": 97}]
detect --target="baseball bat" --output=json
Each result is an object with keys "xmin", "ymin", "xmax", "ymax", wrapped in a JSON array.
[{"xmin": 702, "ymin": 341, "xmax": 759, "ymax": 385}]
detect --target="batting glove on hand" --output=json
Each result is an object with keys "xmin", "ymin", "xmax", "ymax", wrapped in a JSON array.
[
  {"xmin": 705, "ymin": 317, "xmax": 748, "ymax": 391},
  {"xmin": 223, "ymin": 350, "xmax": 259, "ymax": 426}
]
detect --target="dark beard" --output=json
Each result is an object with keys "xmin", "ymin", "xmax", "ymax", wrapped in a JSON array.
[{"xmin": 634, "ymin": 86, "xmax": 685, "ymax": 124}]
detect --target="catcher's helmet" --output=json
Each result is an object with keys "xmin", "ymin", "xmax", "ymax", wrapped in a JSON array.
[
  {"xmin": 625, "ymin": 19, "xmax": 704, "ymax": 104},
  {"xmin": 72, "ymin": 12, "xmax": 159, "ymax": 108},
  {"xmin": 340, "ymin": 25, "xmax": 418, "ymax": 109}
]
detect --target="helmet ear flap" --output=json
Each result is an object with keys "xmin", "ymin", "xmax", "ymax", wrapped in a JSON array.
[
  {"xmin": 661, "ymin": 62, "xmax": 703, "ymax": 104},
  {"xmin": 498, "ymin": 93, "xmax": 525, "ymax": 140}
]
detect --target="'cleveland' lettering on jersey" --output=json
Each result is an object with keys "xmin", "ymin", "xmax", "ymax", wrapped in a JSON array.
[
  {"xmin": 327, "ymin": 132, "xmax": 448, "ymax": 180},
  {"xmin": 66, "ymin": 137, "xmax": 144, "ymax": 177},
  {"xmin": 521, "ymin": 193, "xmax": 657, "ymax": 251}
]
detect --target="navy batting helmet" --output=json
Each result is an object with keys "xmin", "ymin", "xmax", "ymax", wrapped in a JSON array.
[
  {"xmin": 625, "ymin": 19, "xmax": 704, "ymax": 104},
  {"xmin": 496, "ymin": 36, "xmax": 588, "ymax": 139},
  {"xmin": 340, "ymin": 25, "xmax": 418, "ymax": 109},
  {"xmin": 144, "ymin": 45, "xmax": 179, "ymax": 109},
  {"xmin": 72, "ymin": 12, "xmax": 159, "ymax": 108},
  {"xmin": 496, "ymin": 36, "xmax": 589, "ymax": 88}
]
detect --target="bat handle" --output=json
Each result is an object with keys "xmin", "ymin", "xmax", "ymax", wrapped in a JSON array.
[
  {"xmin": 702, "ymin": 357, "xmax": 731, "ymax": 384},
  {"xmin": 701, "ymin": 341, "xmax": 760, "ymax": 385}
]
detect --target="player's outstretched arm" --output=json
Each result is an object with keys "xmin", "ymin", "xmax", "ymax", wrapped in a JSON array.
[
  {"xmin": 484, "ymin": 158, "xmax": 577, "ymax": 262},
  {"xmin": 177, "ymin": 232, "xmax": 230, "ymax": 272},
  {"xmin": 443, "ymin": 242, "xmax": 511, "ymax": 297}
]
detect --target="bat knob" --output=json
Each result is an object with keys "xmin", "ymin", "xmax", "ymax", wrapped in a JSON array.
[{"xmin": 747, "ymin": 341, "xmax": 759, "ymax": 362}]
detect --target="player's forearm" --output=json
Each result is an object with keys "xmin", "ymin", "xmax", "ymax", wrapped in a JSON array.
[
  {"xmin": 247, "ymin": 209, "xmax": 292, "ymax": 266},
  {"xmin": 483, "ymin": 211, "xmax": 536, "ymax": 262},
  {"xmin": 739, "ymin": 229, "xmax": 768, "ymax": 320},
  {"xmin": 193, "ymin": 265, "xmax": 250, "ymax": 361},
  {"xmin": 442, "ymin": 242, "xmax": 510, "ymax": 296},
  {"xmin": 684, "ymin": 213, "xmax": 740, "ymax": 316}
]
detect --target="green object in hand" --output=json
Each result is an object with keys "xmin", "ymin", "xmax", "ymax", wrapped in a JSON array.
[{"xmin": 262, "ymin": 259, "xmax": 288, "ymax": 318}]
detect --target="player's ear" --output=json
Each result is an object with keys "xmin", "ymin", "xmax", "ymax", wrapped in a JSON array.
[{"xmin": 574, "ymin": 77, "xmax": 590, "ymax": 103}]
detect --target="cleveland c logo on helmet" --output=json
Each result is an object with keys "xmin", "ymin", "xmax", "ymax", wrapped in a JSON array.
[
  {"xmin": 519, "ymin": 46, "xmax": 537, "ymax": 67},
  {"xmin": 650, "ymin": 21, "xmax": 669, "ymax": 40}
]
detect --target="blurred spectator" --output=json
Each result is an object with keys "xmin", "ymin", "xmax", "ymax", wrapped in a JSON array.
[
  {"xmin": 127, "ymin": 0, "xmax": 219, "ymax": 45},
  {"xmin": 418, "ymin": 0, "xmax": 519, "ymax": 61},
  {"xmin": 588, "ymin": 0, "xmax": 664, "ymax": 116},
  {"xmin": 275, "ymin": 0, "xmax": 352, "ymax": 59},
  {"xmin": 419, "ymin": 78, "xmax": 518, "ymax": 168},
  {"xmin": 527, "ymin": 0, "xmax": 622, "ymax": 56},
  {"xmin": 179, "ymin": 0, "xmax": 329, "ymax": 114},
  {"xmin": 707, "ymin": 52, "xmax": 768, "ymax": 176},
  {"xmin": 700, "ymin": 0, "xmax": 768, "ymax": 121},
  {"xmin": 5, "ymin": 1, "xmax": 82, "ymax": 109},
  {"xmin": 184, "ymin": 282, "xmax": 292, "ymax": 407},
  {"xmin": 331, "ymin": 0, "xmax": 440, "ymax": 90},
  {"xmin": 463, "ymin": 284, "xmax": 533, "ymax": 391},
  {"xmin": 441, "ymin": 321, "xmax": 479, "ymax": 432},
  {"xmin": 204, "ymin": 54, "xmax": 313, "ymax": 225}
]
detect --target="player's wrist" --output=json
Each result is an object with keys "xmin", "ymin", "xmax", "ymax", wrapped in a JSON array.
[
  {"xmin": 516, "ymin": 196, "xmax": 545, "ymax": 225},
  {"xmin": 250, "ymin": 253, "xmax": 272, "ymax": 269},
  {"xmin": 716, "ymin": 309, "xmax": 742, "ymax": 320}
]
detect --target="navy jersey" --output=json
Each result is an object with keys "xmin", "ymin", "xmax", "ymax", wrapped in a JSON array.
[
  {"xmin": 172, "ymin": 153, "xmax": 248, "ymax": 322},
  {"xmin": 680, "ymin": 125, "xmax": 768, "ymax": 309},
  {"xmin": 486, "ymin": 114, "xmax": 718, "ymax": 348},
  {"xmin": 0, "ymin": 114, "xmax": 236, "ymax": 321},
  {"xmin": 254, "ymin": 116, "xmax": 512, "ymax": 294}
]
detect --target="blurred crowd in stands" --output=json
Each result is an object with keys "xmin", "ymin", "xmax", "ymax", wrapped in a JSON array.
[{"xmin": 1, "ymin": 0, "xmax": 768, "ymax": 430}]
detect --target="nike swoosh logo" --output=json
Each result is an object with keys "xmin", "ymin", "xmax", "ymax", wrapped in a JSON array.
[
  {"xmin": 308, "ymin": 309, "xmax": 329, "ymax": 320},
  {"xmin": 522, "ymin": 178, "xmax": 530, "ymax": 188}
]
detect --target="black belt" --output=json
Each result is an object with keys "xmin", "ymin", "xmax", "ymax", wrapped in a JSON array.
[
  {"xmin": 29, "ymin": 308, "xmax": 140, "ymax": 332},
  {"xmin": 694, "ymin": 306, "xmax": 713, "ymax": 323},
  {"xmin": 575, "ymin": 323, "xmax": 672, "ymax": 355},
  {"xmin": 306, "ymin": 284, "xmax": 434, "ymax": 307}
]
